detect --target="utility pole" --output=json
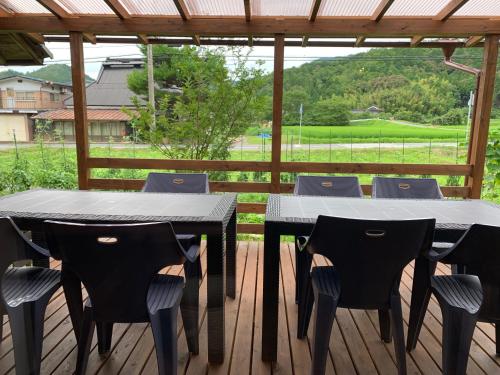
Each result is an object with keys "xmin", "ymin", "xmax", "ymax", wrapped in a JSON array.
[
  {"xmin": 298, "ymin": 103, "xmax": 303, "ymax": 146},
  {"xmin": 466, "ymin": 90, "xmax": 473, "ymax": 142},
  {"xmin": 147, "ymin": 44, "xmax": 156, "ymax": 130}
]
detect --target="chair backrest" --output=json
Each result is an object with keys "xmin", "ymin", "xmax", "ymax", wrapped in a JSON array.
[
  {"xmin": 142, "ymin": 172, "xmax": 209, "ymax": 194},
  {"xmin": 294, "ymin": 175, "xmax": 363, "ymax": 197},
  {"xmin": 0, "ymin": 217, "xmax": 49, "ymax": 314},
  {"xmin": 306, "ymin": 215, "xmax": 435, "ymax": 309},
  {"xmin": 442, "ymin": 224, "xmax": 500, "ymax": 320},
  {"xmin": 44, "ymin": 221, "xmax": 187, "ymax": 323},
  {"xmin": 372, "ymin": 177, "xmax": 443, "ymax": 199}
]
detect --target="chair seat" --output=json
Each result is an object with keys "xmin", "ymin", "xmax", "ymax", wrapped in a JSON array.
[
  {"xmin": 311, "ymin": 266, "xmax": 340, "ymax": 299},
  {"xmin": 431, "ymin": 275, "xmax": 483, "ymax": 314},
  {"xmin": 176, "ymin": 234, "xmax": 200, "ymax": 261},
  {"xmin": 147, "ymin": 274, "xmax": 185, "ymax": 315},
  {"xmin": 427, "ymin": 242, "xmax": 454, "ymax": 259},
  {"xmin": 2, "ymin": 267, "xmax": 61, "ymax": 308}
]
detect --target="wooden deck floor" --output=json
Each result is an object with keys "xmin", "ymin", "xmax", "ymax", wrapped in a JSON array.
[{"xmin": 1, "ymin": 241, "xmax": 499, "ymax": 374}]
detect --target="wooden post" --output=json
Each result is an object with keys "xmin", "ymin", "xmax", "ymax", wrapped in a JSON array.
[
  {"xmin": 271, "ymin": 34, "xmax": 284, "ymax": 193},
  {"xmin": 69, "ymin": 31, "xmax": 90, "ymax": 190},
  {"xmin": 468, "ymin": 35, "xmax": 499, "ymax": 198}
]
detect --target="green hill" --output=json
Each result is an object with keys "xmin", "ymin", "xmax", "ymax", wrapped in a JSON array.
[
  {"xmin": 263, "ymin": 48, "xmax": 499, "ymax": 125},
  {"xmin": 0, "ymin": 64, "xmax": 94, "ymax": 85}
]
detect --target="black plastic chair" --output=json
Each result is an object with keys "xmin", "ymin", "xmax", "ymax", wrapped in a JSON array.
[
  {"xmin": 372, "ymin": 176, "xmax": 444, "ymax": 199},
  {"xmin": 142, "ymin": 172, "xmax": 210, "ymax": 194},
  {"xmin": 297, "ymin": 215, "xmax": 435, "ymax": 375},
  {"xmin": 293, "ymin": 175, "xmax": 363, "ymax": 306},
  {"xmin": 44, "ymin": 221, "xmax": 200, "ymax": 375},
  {"xmin": 408, "ymin": 224, "xmax": 500, "ymax": 366},
  {"xmin": 0, "ymin": 217, "xmax": 61, "ymax": 375}
]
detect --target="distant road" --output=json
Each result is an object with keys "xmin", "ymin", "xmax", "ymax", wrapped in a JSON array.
[{"xmin": 0, "ymin": 141, "xmax": 456, "ymax": 151}]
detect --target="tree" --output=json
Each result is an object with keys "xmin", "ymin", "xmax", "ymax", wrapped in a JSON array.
[
  {"xmin": 283, "ymin": 86, "xmax": 309, "ymax": 125},
  {"xmin": 305, "ymin": 96, "xmax": 351, "ymax": 126},
  {"xmin": 126, "ymin": 45, "xmax": 266, "ymax": 160}
]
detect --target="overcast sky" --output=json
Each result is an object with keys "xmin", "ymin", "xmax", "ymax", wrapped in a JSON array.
[{"xmin": 0, "ymin": 42, "xmax": 369, "ymax": 79}]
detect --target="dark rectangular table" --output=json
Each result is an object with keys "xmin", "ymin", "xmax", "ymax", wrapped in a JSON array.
[
  {"xmin": 262, "ymin": 194, "xmax": 500, "ymax": 361},
  {"xmin": 0, "ymin": 189, "xmax": 237, "ymax": 364}
]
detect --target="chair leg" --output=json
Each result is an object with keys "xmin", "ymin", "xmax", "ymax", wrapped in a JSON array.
[
  {"xmin": 76, "ymin": 306, "xmax": 95, "ymax": 375},
  {"xmin": 296, "ymin": 245, "xmax": 313, "ymax": 305},
  {"xmin": 495, "ymin": 321, "xmax": 500, "ymax": 356},
  {"xmin": 181, "ymin": 257, "xmax": 200, "ymax": 354},
  {"xmin": 62, "ymin": 268, "xmax": 84, "ymax": 342},
  {"xmin": 150, "ymin": 306, "xmax": 179, "ymax": 375},
  {"xmin": 441, "ymin": 307, "xmax": 478, "ymax": 375},
  {"xmin": 310, "ymin": 293, "xmax": 337, "ymax": 375},
  {"xmin": 0, "ymin": 314, "xmax": 3, "ymax": 340},
  {"xmin": 379, "ymin": 309, "xmax": 391, "ymax": 343},
  {"xmin": 6, "ymin": 299, "xmax": 48, "ymax": 375},
  {"xmin": 96, "ymin": 322, "xmax": 113, "ymax": 355},
  {"xmin": 297, "ymin": 272, "xmax": 314, "ymax": 339},
  {"xmin": 390, "ymin": 294, "xmax": 407, "ymax": 375}
]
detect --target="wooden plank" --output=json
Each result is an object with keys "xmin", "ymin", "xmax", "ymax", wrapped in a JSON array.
[
  {"xmin": 371, "ymin": 0, "xmax": 395, "ymax": 22},
  {"xmin": 309, "ymin": 0, "xmax": 322, "ymax": 22},
  {"xmin": 244, "ymin": 0, "xmax": 251, "ymax": 22},
  {"xmin": 271, "ymin": 34, "xmax": 284, "ymax": 194},
  {"xmin": 87, "ymin": 157, "xmax": 272, "ymax": 171},
  {"xmin": 173, "ymin": 0, "xmax": 191, "ymax": 21},
  {"xmin": 3, "ymin": 16, "xmax": 500, "ymax": 38},
  {"xmin": 434, "ymin": 0, "xmax": 470, "ymax": 21},
  {"xmin": 104, "ymin": 0, "xmax": 131, "ymax": 19},
  {"xmin": 466, "ymin": 36, "xmax": 484, "ymax": 47},
  {"xmin": 0, "ymin": 4, "xmax": 13, "ymax": 17},
  {"xmin": 280, "ymin": 161, "xmax": 472, "ymax": 176},
  {"xmin": 237, "ymin": 223, "xmax": 264, "ymax": 234},
  {"xmin": 237, "ymin": 202, "xmax": 266, "ymax": 214},
  {"xmin": 36, "ymin": 0, "xmax": 74, "ymax": 18},
  {"xmin": 26, "ymin": 32, "xmax": 45, "ymax": 44},
  {"xmin": 69, "ymin": 32, "xmax": 90, "ymax": 190},
  {"xmin": 468, "ymin": 35, "xmax": 499, "ymax": 198}
]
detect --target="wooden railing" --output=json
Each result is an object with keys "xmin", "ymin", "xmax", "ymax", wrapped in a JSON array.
[{"xmin": 86, "ymin": 157, "xmax": 473, "ymax": 234}]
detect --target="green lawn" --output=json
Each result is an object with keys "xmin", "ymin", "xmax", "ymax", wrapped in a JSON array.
[{"xmin": 244, "ymin": 119, "xmax": 500, "ymax": 144}]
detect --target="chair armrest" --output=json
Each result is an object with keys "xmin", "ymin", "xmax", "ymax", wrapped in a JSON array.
[
  {"xmin": 296, "ymin": 236, "xmax": 310, "ymax": 252},
  {"xmin": 175, "ymin": 234, "xmax": 200, "ymax": 263},
  {"xmin": 425, "ymin": 242, "xmax": 456, "ymax": 262}
]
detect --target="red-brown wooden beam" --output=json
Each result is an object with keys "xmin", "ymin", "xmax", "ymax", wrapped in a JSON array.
[
  {"xmin": 173, "ymin": 0, "xmax": 191, "ymax": 21},
  {"xmin": 434, "ymin": 0, "xmax": 469, "ymax": 21},
  {"xmin": 69, "ymin": 32, "xmax": 90, "ymax": 190},
  {"xmin": 244, "ymin": 0, "xmax": 251, "ymax": 22},
  {"xmin": 465, "ymin": 36, "xmax": 483, "ymax": 47},
  {"xmin": 271, "ymin": 34, "xmax": 284, "ymax": 193},
  {"xmin": 309, "ymin": 0, "xmax": 322, "ymax": 22},
  {"xmin": 36, "ymin": 0, "xmax": 73, "ymax": 18},
  {"xmin": 371, "ymin": 0, "xmax": 395, "ymax": 22},
  {"xmin": 104, "ymin": 0, "xmax": 131, "ymax": 19},
  {"xmin": 468, "ymin": 35, "xmax": 499, "ymax": 198},
  {"xmin": 355, "ymin": 36, "xmax": 366, "ymax": 47}
]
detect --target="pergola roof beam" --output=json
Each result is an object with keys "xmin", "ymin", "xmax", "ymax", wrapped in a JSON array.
[
  {"xmin": 193, "ymin": 35, "xmax": 201, "ymax": 46},
  {"xmin": 465, "ymin": 36, "xmax": 483, "ymax": 47},
  {"xmin": 244, "ymin": 0, "xmax": 251, "ymax": 22},
  {"xmin": 411, "ymin": 36, "xmax": 424, "ymax": 47},
  {"xmin": 0, "ymin": 4, "xmax": 13, "ymax": 17},
  {"xmin": 83, "ymin": 33, "xmax": 97, "ymax": 44},
  {"xmin": 434, "ymin": 0, "xmax": 469, "ymax": 21},
  {"xmin": 36, "ymin": 0, "xmax": 73, "ymax": 18},
  {"xmin": 309, "ymin": 0, "xmax": 322, "ymax": 22},
  {"xmin": 355, "ymin": 36, "xmax": 365, "ymax": 47},
  {"xmin": 371, "ymin": 0, "xmax": 395, "ymax": 22},
  {"xmin": 173, "ymin": 0, "xmax": 191, "ymax": 21},
  {"xmin": 104, "ymin": 0, "xmax": 131, "ymax": 19},
  {"xmin": 26, "ymin": 32, "xmax": 45, "ymax": 44}
]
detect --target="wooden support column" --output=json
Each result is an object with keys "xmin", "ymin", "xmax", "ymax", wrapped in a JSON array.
[
  {"xmin": 69, "ymin": 32, "xmax": 90, "ymax": 190},
  {"xmin": 271, "ymin": 34, "xmax": 284, "ymax": 193},
  {"xmin": 468, "ymin": 35, "xmax": 499, "ymax": 198}
]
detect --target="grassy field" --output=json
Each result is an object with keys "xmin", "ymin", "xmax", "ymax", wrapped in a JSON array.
[{"xmin": 245, "ymin": 119, "xmax": 500, "ymax": 144}]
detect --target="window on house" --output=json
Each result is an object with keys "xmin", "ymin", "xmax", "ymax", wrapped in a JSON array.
[
  {"xmin": 16, "ymin": 92, "xmax": 35, "ymax": 100},
  {"xmin": 50, "ymin": 93, "xmax": 60, "ymax": 101}
]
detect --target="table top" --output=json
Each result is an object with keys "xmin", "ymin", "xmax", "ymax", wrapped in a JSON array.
[
  {"xmin": 0, "ymin": 189, "xmax": 237, "ymax": 224},
  {"xmin": 266, "ymin": 194, "xmax": 500, "ymax": 229}
]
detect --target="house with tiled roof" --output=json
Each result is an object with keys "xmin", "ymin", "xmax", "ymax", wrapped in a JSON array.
[{"xmin": 34, "ymin": 58, "xmax": 143, "ymax": 142}]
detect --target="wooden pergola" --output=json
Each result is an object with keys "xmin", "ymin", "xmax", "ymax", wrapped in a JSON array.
[{"xmin": 0, "ymin": 0, "xmax": 499, "ymax": 233}]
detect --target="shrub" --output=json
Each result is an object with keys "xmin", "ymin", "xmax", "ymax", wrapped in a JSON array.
[
  {"xmin": 432, "ymin": 108, "xmax": 467, "ymax": 126},
  {"xmin": 305, "ymin": 96, "xmax": 350, "ymax": 126}
]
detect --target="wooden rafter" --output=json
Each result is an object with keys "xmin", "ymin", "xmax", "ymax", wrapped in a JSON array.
[
  {"xmin": 0, "ymin": 4, "xmax": 13, "ymax": 17},
  {"xmin": 83, "ymin": 33, "xmax": 97, "ymax": 44},
  {"xmin": 465, "ymin": 35, "xmax": 483, "ymax": 47},
  {"xmin": 355, "ymin": 36, "xmax": 365, "ymax": 47},
  {"xmin": 301, "ymin": 36, "xmax": 309, "ymax": 47},
  {"xmin": 10, "ymin": 33, "xmax": 43, "ymax": 64},
  {"xmin": 371, "ymin": 0, "xmax": 395, "ymax": 22},
  {"xmin": 173, "ymin": 0, "xmax": 191, "ymax": 21},
  {"xmin": 1, "ymin": 17, "xmax": 500, "ymax": 37},
  {"xmin": 434, "ymin": 0, "xmax": 469, "ymax": 21},
  {"xmin": 104, "ymin": 0, "xmax": 131, "ymax": 19},
  {"xmin": 137, "ymin": 34, "xmax": 149, "ymax": 44},
  {"xmin": 244, "ymin": 0, "xmax": 251, "ymax": 22},
  {"xmin": 26, "ymin": 33, "xmax": 45, "ymax": 44},
  {"xmin": 411, "ymin": 36, "xmax": 424, "ymax": 47},
  {"xmin": 309, "ymin": 0, "xmax": 322, "ymax": 22},
  {"xmin": 36, "ymin": 0, "xmax": 73, "ymax": 18}
]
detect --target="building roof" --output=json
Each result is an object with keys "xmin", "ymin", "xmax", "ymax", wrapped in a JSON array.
[
  {"xmin": 33, "ymin": 109, "xmax": 131, "ymax": 121},
  {"xmin": 64, "ymin": 58, "xmax": 144, "ymax": 109},
  {"xmin": 0, "ymin": 74, "xmax": 71, "ymax": 87},
  {"xmin": 0, "ymin": 32, "xmax": 52, "ymax": 65}
]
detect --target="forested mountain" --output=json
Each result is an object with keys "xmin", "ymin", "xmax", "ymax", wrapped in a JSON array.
[
  {"xmin": 265, "ymin": 47, "xmax": 499, "ymax": 125},
  {"xmin": 0, "ymin": 64, "xmax": 93, "ymax": 84}
]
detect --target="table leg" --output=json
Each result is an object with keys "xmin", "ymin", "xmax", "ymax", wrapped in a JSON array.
[
  {"xmin": 207, "ymin": 231, "xmax": 226, "ymax": 363},
  {"xmin": 226, "ymin": 210, "xmax": 237, "ymax": 299},
  {"xmin": 262, "ymin": 224, "xmax": 280, "ymax": 362},
  {"xmin": 406, "ymin": 256, "xmax": 436, "ymax": 351}
]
